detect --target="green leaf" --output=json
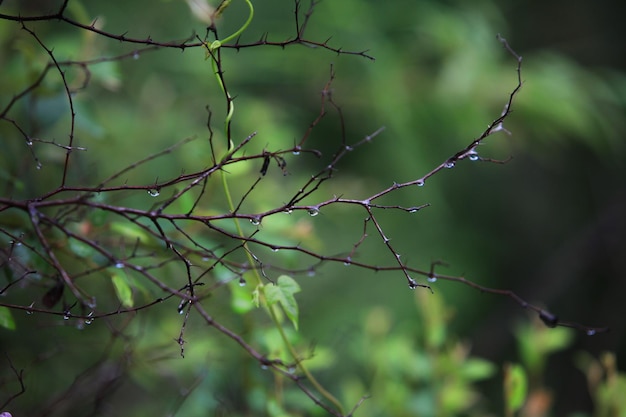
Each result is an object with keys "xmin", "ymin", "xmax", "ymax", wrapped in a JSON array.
[
  {"xmin": 112, "ymin": 272, "xmax": 134, "ymax": 307},
  {"xmin": 265, "ymin": 275, "xmax": 301, "ymax": 330},
  {"xmin": 0, "ymin": 306, "xmax": 16, "ymax": 330},
  {"xmin": 504, "ymin": 363, "xmax": 528, "ymax": 414}
]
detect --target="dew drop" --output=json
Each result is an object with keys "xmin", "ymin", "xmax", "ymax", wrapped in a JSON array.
[
  {"xmin": 133, "ymin": 51, "xmax": 140, "ymax": 60},
  {"xmin": 416, "ymin": 179, "xmax": 425, "ymax": 187},
  {"xmin": 307, "ymin": 269, "xmax": 316, "ymax": 277},
  {"xmin": 427, "ymin": 276, "xmax": 437, "ymax": 283},
  {"xmin": 408, "ymin": 207, "xmax": 420, "ymax": 213},
  {"xmin": 63, "ymin": 313, "xmax": 71, "ymax": 320},
  {"xmin": 408, "ymin": 279, "xmax": 418, "ymax": 290},
  {"xmin": 343, "ymin": 257, "xmax": 352, "ymax": 266},
  {"xmin": 26, "ymin": 140, "xmax": 33, "ymax": 146},
  {"xmin": 85, "ymin": 312, "xmax": 94, "ymax": 325},
  {"xmin": 292, "ymin": 146, "xmax": 301, "ymax": 156},
  {"xmin": 147, "ymin": 189, "xmax": 160, "ymax": 197},
  {"xmin": 260, "ymin": 364, "xmax": 269, "ymax": 370},
  {"xmin": 287, "ymin": 366, "xmax": 296, "ymax": 374},
  {"xmin": 468, "ymin": 153, "xmax": 480, "ymax": 161},
  {"xmin": 345, "ymin": 145, "xmax": 353, "ymax": 152},
  {"xmin": 444, "ymin": 161, "xmax": 455, "ymax": 169},
  {"xmin": 36, "ymin": 162, "xmax": 42, "ymax": 170},
  {"xmin": 271, "ymin": 247, "xmax": 279, "ymax": 253},
  {"xmin": 307, "ymin": 207, "xmax": 320, "ymax": 217},
  {"xmin": 114, "ymin": 262, "xmax": 124, "ymax": 269},
  {"xmin": 239, "ymin": 278, "xmax": 247, "ymax": 287},
  {"xmin": 250, "ymin": 217, "xmax": 261, "ymax": 226},
  {"xmin": 586, "ymin": 329, "xmax": 596, "ymax": 336}
]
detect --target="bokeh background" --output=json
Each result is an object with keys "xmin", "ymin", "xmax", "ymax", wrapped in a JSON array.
[{"xmin": 1, "ymin": 0, "xmax": 625, "ymax": 415}]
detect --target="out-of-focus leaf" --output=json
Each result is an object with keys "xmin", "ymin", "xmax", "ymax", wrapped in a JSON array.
[
  {"xmin": 111, "ymin": 272, "xmax": 134, "ymax": 307},
  {"xmin": 504, "ymin": 363, "xmax": 528, "ymax": 415},
  {"xmin": 460, "ymin": 358, "xmax": 497, "ymax": 381},
  {"xmin": 0, "ymin": 306, "xmax": 16, "ymax": 330},
  {"xmin": 230, "ymin": 279, "xmax": 254, "ymax": 314},
  {"xmin": 109, "ymin": 221, "xmax": 161, "ymax": 249}
]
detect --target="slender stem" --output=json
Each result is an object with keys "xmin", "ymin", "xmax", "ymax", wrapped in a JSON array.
[{"xmin": 210, "ymin": 5, "xmax": 344, "ymax": 409}]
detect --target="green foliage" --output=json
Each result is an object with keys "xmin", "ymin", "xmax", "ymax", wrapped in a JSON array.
[
  {"xmin": 504, "ymin": 363, "xmax": 528, "ymax": 416},
  {"xmin": 0, "ymin": 306, "xmax": 16, "ymax": 330},
  {"xmin": 577, "ymin": 352, "xmax": 626, "ymax": 417},
  {"xmin": 264, "ymin": 275, "xmax": 301, "ymax": 330}
]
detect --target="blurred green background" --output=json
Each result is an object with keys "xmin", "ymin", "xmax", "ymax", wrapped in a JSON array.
[{"xmin": 1, "ymin": 0, "xmax": 625, "ymax": 416}]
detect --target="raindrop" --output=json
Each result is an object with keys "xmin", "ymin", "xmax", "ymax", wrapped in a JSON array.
[
  {"xmin": 345, "ymin": 145, "xmax": 353, "ymax": 152},
  {"xmin": 147, "ymin": 189, "xmax": 160, "ymax": 197},
  {"xmin": 26, "ymin": 302, "xmax": 35, "ymax": 315},
  {"xmin": 444, "ymin": 160, "xmax": 455, "ymax": 169},
  {"xmin": 287, "ymin": 366, "xmax": 296, "ymax": 374},
  {"xmin": 26, "ymin": 140, "xmax": 33, "ymax": 146},
  {"xmin": 85, "ymin": 312, "xmax": 94, "ymax": 325},
  {"xmin": 468, "ymin": 153, "xmax": 480, "ymax": 161},
  {"xmin": 63, "ymin": 313, "xmax": 71, "ymax": 320},
  {"xmin": 307, "ymin": 269, "xmax": 316, "ymax": 277},
  {"xmin": 36, "ymin": 162, "xmax": 42, "ymax": 170},
  {"xmin": 307, "ymin": 207, "xmax": 320, "ymax": 217},
  {"xmin": 284, "ymin": 208, "xmax": 293, "ymax": 214},
  {"xmin": 250, "ymin": 217, "xmax": 261, "ymax": 226},
  {"xmin": 239, "ymin": 278, "xmax": 247, "ymax": 287},
  {"xmin": 343, "ymin": 257, "xmax": 352, "ymax": 266},
  {"xmin": 408, "ymin": 207, "xmax": 420, "ymax": 213},
  {"xmin": 416, "ymin": 179, "xmax": 425, "ymax": 187},
  {"xmin": 133, "ymin": 51, "xmax": 140, "ymax": 60},
  {"xmin": 271, "ymin": 247, "xmax": 279, "ymax": 253},
  {"xmin": 427, "ymin": 276, "xmax": 437, "ymax": 283},
  {"xmin": 260, "ymin": 364, "xmax": 269, "ymax": 370},
  {"xmin": 586, "ymin": 329, "xmax": 596, "ymax": 336},
  {"xmin": 114, "ymin": 262, "xmax": 124, "ymax": 269},
  {"xmin": 408, "ymin": 279, "xmax": 418, "ymax": 290},
  {"xmin": 292, "ymin": 146, "xmax": 301, "ymax": 156}
]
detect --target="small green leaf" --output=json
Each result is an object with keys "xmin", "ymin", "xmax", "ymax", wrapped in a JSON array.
[
  {"xmin": 112, "ymin": 272, "xmax": 134, "ymax": 307},
  {"xmin": 504, "ymin": 363, "xmax": 528, "ymax": 414},
  {"xmin": 0, "ymin": 306, "xmax": 16, "ymax": 330},
  {"xmin": 265, "ymin": 275, "xmax": 301, "ymax": 330}
]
